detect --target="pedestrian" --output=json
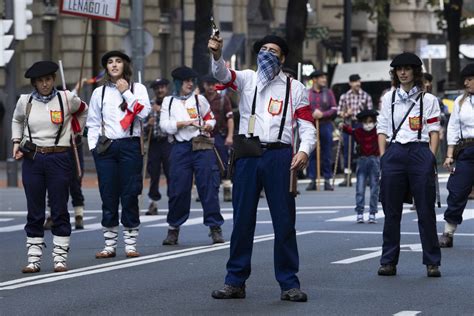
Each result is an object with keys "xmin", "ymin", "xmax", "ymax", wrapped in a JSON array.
[
  {"xmin": 86, "ymin": 51, "xmax": 151, "ymax": 259},
  {"xmin": 201, "ymin": 74, "xmax": 235, "ymax": 202},
  {"xmin": 159, "ymin": 66, "xmax": 225, "ymax": 245},
  {"xmin": 306, "ymin": 69, "xmax": 337, "ymax": 191},
  {"xmin": 439, "ymin": 63, "xmax": 474, "ymax": 248},
  {"xmin": 377, "ymin": 52, "xmax": 441, "ymax": 277},
  {"xmin": 144, "ymin": 78, "xmax": 172, "ymax": 215},
  {"xmin": 337, "ymin": 74, "xmax": 373, "ymax": 186},
  {"xmin": 340, "ymin": 109, "xmax": 380, "ymax": 223},
  {"xmin": 209, "ymin": 34, "xmax": 316, "ymax": 302},
  {"xmin": 11, "ymin": 61, "xmax": 88, "ymax": 273}
]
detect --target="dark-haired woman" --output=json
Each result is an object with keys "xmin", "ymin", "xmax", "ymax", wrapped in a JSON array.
[
  {"xmin": 86, "ymin": 51, "xmax": 150, "ymax": 258},
  {"xmin": 439, "ymin": 63, "xmax": 474, "ymax": 248},
  {"xmin": 377, "ymin": 52, "xmax": 441, "ymax": 277},
  {"xmin": 11, "ymin": 61, "xmax": 88, "ymax": 273}
]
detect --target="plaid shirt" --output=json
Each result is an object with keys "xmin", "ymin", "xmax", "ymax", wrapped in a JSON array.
[
  {"xmin": 337, "ymin": 89, "xmax": 373, "ymax": 121},
  {"xmin": 205, "ymin": 92, "xmax": 233, "ymax": 136},
  {"xmin": 308, "ymin": 87, "xmax": 337, "ymax": 122},
  {"xmin": 144, "ymin": 100, "xmax": 168, "ymax": 139}
]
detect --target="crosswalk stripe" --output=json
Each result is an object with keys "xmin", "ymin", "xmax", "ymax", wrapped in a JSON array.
[
  {"xmin": 0, "ymin": 218, "xmax": 14, "ymax": 222},
  {"xmin": 146, "ymin": 213, "xmax": 233, "ymax": 227},
  {"xmin": 74, "ymin": 215, "xmax": 167, "ymax": 234},
  {"xmin": 0, "ymin": 216, "xmax": 95, "ymax": 233},
  {"xmin": 326, "ymin": 209, "xmax": 414, "ymax": 222}
]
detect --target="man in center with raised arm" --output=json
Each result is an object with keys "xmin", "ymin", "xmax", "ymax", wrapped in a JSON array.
[{"xmin": 208, "ymin": 34, "xmax": 316, "ymax": 302}]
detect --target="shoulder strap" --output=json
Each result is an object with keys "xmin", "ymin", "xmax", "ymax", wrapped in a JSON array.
[
  {"xmin": 418, "ymin": 93, "xmax": 424, "ymax": 140},
  {"xmin": 25, "ymin": 95, "xmax": 33, "ymax": 142},
  {"xmin": 277, "ymin": 77, "xmax": 291, "ymax": 141},
  {"xmin": 391, "ymin": 90, "xmax": 396, "ymax": 135},
  {"xmin": 130, "ymin": 83, "xmax": 135, "ymax": 136},
  {"xmin": 390, "ymin": 92, "xmax": 422, "ymax": 145},
  {"xmin": 54, "ymin": 93, "xmax": 65, "ymax": 146},
  {"xmin": 100, "ymin": 85, "xmax": 106, "ymax": 136}
]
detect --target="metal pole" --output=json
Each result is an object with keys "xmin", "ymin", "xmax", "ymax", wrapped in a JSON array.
[
  {"xmin": 343, "ymin": 0, "xmax": 352, "ymax": 62},
  {"xmin": 130, "ymin": 0, "xmax": 145, "ymax": 80},
  {"xmin": 5, "ymin": 0, "xmax": 18, "ymax": 187}
]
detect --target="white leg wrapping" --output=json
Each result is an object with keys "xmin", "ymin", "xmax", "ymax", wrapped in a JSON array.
[
  {"xmin": 222, "ymin": 179, "xmax": 232, "ymax": 189},
  {"xmin": 25, "ymin": 237, "xmax": 44, "ymax": 270},
  {"xmin": 123, "ymin": 227, "xmax": 139, "ymax": 253},
  {"xmin": 52, "ymin": 236, "xmax": 70, "ymax": 268},
  {"xmin": 74, "ymin": 206, "xmax": 84, "ymax": 217},
  {"xmin": 102, "ymin": 226, "xmax": 119, "ymax": 254},
  {"xmin": 444, "ymin": 222, "xmax": 457, "ymax": 235}
]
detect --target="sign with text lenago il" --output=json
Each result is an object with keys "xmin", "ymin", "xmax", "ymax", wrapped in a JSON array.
[{"xmin": 60, "ymin": 0, "xmax": 121, "ymax": 21}]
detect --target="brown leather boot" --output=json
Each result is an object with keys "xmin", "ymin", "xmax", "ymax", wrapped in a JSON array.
[
  {"xmin": 162, "ymin": 228, "xmax": 179, "ymax": 245},
  {"xmin": 439, "ymin": 233, "xmax": 453, "ymax": 248}
]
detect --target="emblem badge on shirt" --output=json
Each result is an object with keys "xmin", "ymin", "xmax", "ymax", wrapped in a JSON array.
[
  {"xmin": 408, "ymin": 116, "xmax": 421, "ymax": 131},
  {"xmin": 50, "ymin": 110, "xmax": 63, "ymax": 125},
  {"xmin": 187, "ymin": 107, "xmax": 199, "ymax": 119},
  {"xmin": 267, "ymin": 98, "xmax": 283, "ymax": 116}
]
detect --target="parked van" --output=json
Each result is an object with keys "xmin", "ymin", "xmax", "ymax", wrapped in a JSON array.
[{"xmin": 330, "ymin": 61, "xmax": 392, "ymax": 109}]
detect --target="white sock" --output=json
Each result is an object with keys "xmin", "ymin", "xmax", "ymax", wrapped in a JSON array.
[{"xmin": 444, "ymin": 222, "xmax": 457, "ymax": 235}]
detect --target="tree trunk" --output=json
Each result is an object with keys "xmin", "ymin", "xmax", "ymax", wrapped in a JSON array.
[
  {"xmin": 192, "ymin": 0, "xmax": 213, "ymax": 76},
  {"xmin": 285, "ymin": 0, "xmax": 308, "ymax": 72},
  {"xmin": 445, "ymin": 0, "xmax": 463, "ymax": 85},
  {"xmin": 375, "ymin": 1, "xmax": 390, "ymax": 60}
]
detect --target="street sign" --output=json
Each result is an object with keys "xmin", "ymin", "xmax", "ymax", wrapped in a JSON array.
[
  {"xmin": 0, "ymin": 19, "xmax": 14, "ymax": 67},
  {"xmin": 59, "ymin": 0, "xmax": 121, "ymax": 22}
]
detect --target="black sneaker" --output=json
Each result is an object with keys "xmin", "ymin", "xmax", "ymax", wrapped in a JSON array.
[
  {"xmin": 280, "ymin": 288, "xmax": 308, "ymax": 302},
  {"xmin": 338, "ymin": 179, "xmax": 352, "ymax": 187},
  {"xmin": 162, "ymin": 229, "xmax": 179, "ymax": 245},
  {"xmin": 439, "ymin": 233, "xmax": 453, "ymax": 248},
  {"xmin": 209, "ymin": 226, "xmax": 224, "ymax": 244},
  {"xmin": 427, "ymin": 265, "xmax": 441, "ymax": 277},
  {"xmin": 75, "ymin": 215, "xmax": 84, "ymax": 230},
  {"xmin": 145, "ymin": 202, "xmax": 158, "ymax": 215},
  {"xmin": 378, "ymin": 264, "xmax": 397, "ymax": 276},
  {"xmin": 211, "ymin": 284, "xmax": 246, "ymax": 299},
  {"xmin": 306, "ymin": 180, "xmax": 316, "ymax": 191},
  {"xmin": 324, "ymin": 180, "xmax": 334, "ymax": 191}
]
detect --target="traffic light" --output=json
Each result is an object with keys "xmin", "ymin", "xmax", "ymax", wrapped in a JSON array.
[
  {"xmin": 0, "ymin": 19, "xmax": 14, "ymax": 67},
  {"xmin": 14, "ymin": 0, "xmax": 33, "ymax": 40}
]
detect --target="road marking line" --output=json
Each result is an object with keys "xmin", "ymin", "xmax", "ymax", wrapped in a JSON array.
[
  {"xmin": 296, "ymin": 211, "xmax": 338, "ymax": 214},
  {"xmin": 327, "ymin": 210, "xmax": 414, "ymax": 222},
  {"xmin": 145, "ymin": 213, "xmax": 233, "ymax": 227},
  {"xmin": 413, "ymin": 209, "xmax": 474, "ymax": 222},
  {"xmin": 333, "ymin": 250, "xmax": 383, "ymax": 264},
  {"xmin": 73, "ymin": 215, "xmax": 167, "ymax": 234},
  {"xmin": 256, "ymin": 221, "xmax": 273, "ymax": 224},
  {"xmin": 393, "ymin": 311, "xmax": 421, "ymax": 316},
  {"xmin": 0, "ymin": 218, "xmax": 13, "ymax": 222},
  {"xmin": 0, "ymin": 216, "xmax": 95, "ymax": 233}
]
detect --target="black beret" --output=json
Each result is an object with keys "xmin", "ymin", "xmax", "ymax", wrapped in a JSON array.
[
  {"xmin": 356, "ymin": 109, "xmax": 379, "ymax": 120},
  {"xmin": 24, "ymin": 61, "xmax": 59, "ymax": 79},
  {"xmin": 171, "ymin": 66, "xmax": 198, "ymax": 81},
  {"xmin": 422, "ymin": 73, "xmax": 433, "ymax": 82},
  {"xmin": 101, "ymin": 50, "xmax": 131, "ymax": 68},
  {"xmin": 310, "ymin": 69, "xmax": 326, "ymax": 78},
  {"xmin": 200, "ymin": 74, "xmax": 219, "ymax": 84},
  {"xmin": 253, "ymin": 35, "xmax": 289, "ymax": 56},
  {"xmin": 461, "ymin": 63, "xmax": 474, "ymax": 78},
  {"xmin": 349, "ymin": 74, "xmax": 361, "ymax": 82},
  {"xmin": 390, "ymin": 52, "xmax": 422, "ymax": 67},
  {"xmin": 282, "ymin": 67, "xmax": 297, "ymax": 78},
  {"xmin": 150, "ymin": 78, "xmax": 170, "ymax": 88}
]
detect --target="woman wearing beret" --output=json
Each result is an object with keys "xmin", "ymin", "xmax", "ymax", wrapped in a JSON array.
[
  {"xmin": 159, "ymin": 66, "xmax": 224, "ymax": 245},
  {"xmin": 11, "ymin": 61, "xmax": 88, "ymax": 273},
  {"xmin": 439, "ymin": 63, "xmax": 474, "ymax": 248},
  {"xmin": 86, "ymin": 51, "xmax": 150, "ymax": 258},
  {"xmin": 377, "ymin": 52, "xmax": 441, "ymax": 277}
]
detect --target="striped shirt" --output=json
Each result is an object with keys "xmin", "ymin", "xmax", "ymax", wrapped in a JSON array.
[{"xmin": 337, "ymin": 88, "xmax": 373, "ymax": 121}]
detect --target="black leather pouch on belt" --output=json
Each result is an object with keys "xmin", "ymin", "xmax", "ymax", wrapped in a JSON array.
[
  {"xmin": 192, "ymin": 135, "xmax": 215, "ymax": 151},
  {"xmin": 232, "ymin": 134, "xmax": 263, "ymax": 160},
  {"xmin": 96, "ymin": 135, "xmax": 112, "ymax": 155}
]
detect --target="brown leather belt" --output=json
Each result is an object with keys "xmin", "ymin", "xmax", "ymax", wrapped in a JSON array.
[{"xmin": 35, "ymin": 146, "xmax": 70, "ymax": 154}]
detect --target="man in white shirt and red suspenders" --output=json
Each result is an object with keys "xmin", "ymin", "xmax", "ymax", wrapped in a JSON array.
[{"xmin": 208, "ymin": 35, "xmax": 316, "ymax": 302}]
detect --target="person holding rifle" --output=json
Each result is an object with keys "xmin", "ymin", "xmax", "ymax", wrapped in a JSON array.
[
  {"xmin": 209, "ymin": 34, "xmax": 315, "ymax": 302},
  {"xmin": 377, "ymin": 52, "xmax": 441, "ymax": 277},
  {"xmin": 306, "ymin": 69, "xmax": 337, "ymax": 191},
  {"xmin": 438, "ymin": 63, "xmax": 474, "ymax": 248},
  {"xmin": 337, "ymin": 74, "xmax": 373, "ymax": 186},
  {"xmin": 11, "ymin": 61, "xmax": 88, "ymax": 273},
  {"xmin": 87, "ymin": 51, "xmax": 151, "ymax": 259}
]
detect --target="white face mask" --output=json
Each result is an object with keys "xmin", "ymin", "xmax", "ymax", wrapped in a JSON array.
[{"xmin": 363, "ymin": 122, "xmax": 375, "ymax": 132}]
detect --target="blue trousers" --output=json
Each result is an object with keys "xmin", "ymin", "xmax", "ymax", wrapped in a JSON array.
[
  {"xmin": 23, "ymin": 152, "xmax": 72, "ymax": 237},
  {"xmin": 69, "ymin": 141, "xmax": 84, "ymax": 207},
  {"xmin": 307, "ymin": 122, "xmax": 333, "ymax": 180},
  {"xmin": 225, "ymin": 148, "xmax": 300, "ymax": 291},
  {"xmin": 444, "ymin": 146, "xmax": 474, "ymax": 225},
  {"xmin": 214, "ymin": 133, "xmax": 230, "ymax": 176},
  {"xmin": 147, "ymin": 138, "xmax": 171, "ymax": 201},
  {"xmin": 379, "ymin": 142, "xmax": 441, "ymax": 266},
  {"xmin": 355, "ymin": 156, "xmax": 380, "ymax": 214},
  {"xmin": 93, "ymin": 138, "xmax": 142, "ymax": 228},
  {"xmin": 167, "ymin": 141, "xmax": 223, "ymax": 227}
]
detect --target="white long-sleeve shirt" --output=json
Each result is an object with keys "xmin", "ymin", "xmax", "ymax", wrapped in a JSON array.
[
  {"xmin": 447, "ymin": 94, "xmax": 474, "ymax": 145},
  {"xmin": 377, "ymin": 87, "xmax": 440, "ymax": 143},
  {"xmin": 160, "ymin": 94, "xmax": 216, "ymax": 142},
  {"xmin": 86, "ymin": 82, "xmax": 151, "ymax": 150},
  {"xmin": 211, "ymin": 57, "xmax": 316, "ymax": 156}
]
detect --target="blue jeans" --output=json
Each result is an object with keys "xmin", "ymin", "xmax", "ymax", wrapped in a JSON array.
[{"xmin": 355, "ymin": 156, "xmax": 380, "ymax": 214}]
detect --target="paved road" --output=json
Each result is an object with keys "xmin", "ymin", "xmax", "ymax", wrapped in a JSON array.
[{"xmin": 0, "ymin": 175, "xmax": 473, "ymax": 315}]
